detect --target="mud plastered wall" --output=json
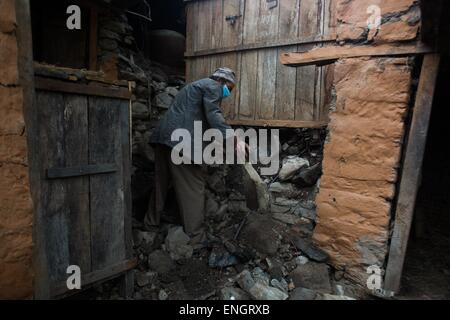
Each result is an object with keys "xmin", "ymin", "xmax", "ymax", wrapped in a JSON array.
[
  {"xmin": 313, "ymin": 0, "xmax": 420, "ymax": 286},
  {"xmin": 0, "ymin": 0, "xmax": 33, "ymax": 299}
]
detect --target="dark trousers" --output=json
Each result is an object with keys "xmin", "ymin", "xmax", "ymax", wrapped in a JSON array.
[{"xmin": 144, "ymin": 144, "xmax": 206, "ymax": 243}]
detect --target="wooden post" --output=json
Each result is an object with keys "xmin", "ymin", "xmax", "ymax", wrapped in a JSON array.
[
  {"xmin": 14, "ymin": 0, "xmax": 50, "ymax": 299},
  {"xmin": 384, "ymin": 54, "xmax": 441, "ymax": 294}
]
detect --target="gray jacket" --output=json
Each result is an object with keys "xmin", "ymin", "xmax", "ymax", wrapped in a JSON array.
[{"xmin": 150, "ymin": 78, "xmax": 232, "ymax": 161}]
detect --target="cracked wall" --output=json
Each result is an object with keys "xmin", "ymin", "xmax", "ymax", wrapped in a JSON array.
[
  {"xmin": 313, "ymin": 56, "xmax": 414, "ymax": 286},
  {"xmin": 0, "ymin": 0, "xmax": 33, "ymax": 299},
  {"xmin": 312, "ymin": 0, "xmax": 421, "ymax": 289}
]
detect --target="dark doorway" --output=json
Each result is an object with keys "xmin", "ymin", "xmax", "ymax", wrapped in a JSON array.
[{"xmin": 399, "ymin": 53, "xmax": 450, "ymax": 299}]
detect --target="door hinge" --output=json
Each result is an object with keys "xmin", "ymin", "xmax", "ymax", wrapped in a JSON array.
[{"xmin": 267, "ymin": 0, "xmax": 278, "ymax": 10}]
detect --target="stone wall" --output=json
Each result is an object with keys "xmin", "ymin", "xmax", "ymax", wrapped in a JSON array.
[
  {"xmin": 0, "ymin": 0, "xmax": 34, "ymax": 299},
  {"xmin": 312, "ymin": 0, "xmax": 421, "ymax": 287}
]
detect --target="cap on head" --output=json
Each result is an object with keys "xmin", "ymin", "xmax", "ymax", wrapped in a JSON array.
[{"xmin": 212, "ymin": 67, "xmax": 237, "ymax": 85}]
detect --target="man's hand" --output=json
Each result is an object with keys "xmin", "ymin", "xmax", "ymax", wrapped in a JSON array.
[{"xmin": 235, "ymin": 136, "xmax": 249, "ymax": 161}]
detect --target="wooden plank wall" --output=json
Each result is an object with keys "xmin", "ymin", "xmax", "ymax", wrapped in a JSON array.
[{"xmin": 185, "ymin": 0, "xmax": 335, "ymax": 126}]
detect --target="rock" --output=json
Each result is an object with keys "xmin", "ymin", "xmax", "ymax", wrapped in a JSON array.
[
  {"xmin": 318, "ymin": 293, "xmax": 355, "ymax": 300},
  {"xmin": 123, "ymin": 35, "xmax": 134, "ymax": 45},
  {"xmin": 335, "ymin": 284, "xmax": 345, "ymax": 296},
  {"xmin": 274, "ymin": 198, "xmax": 299, "ymax": 207},
  {"xmin": 99, "ymin": 28, "xmax": 121, "ymax": 41},
  {"xmin": 278, "ymin": 156, "xmax": 309, "ymax": 181},
  {"xmin": 270, "ymin": 278, "xmax": 289, "ymax": 294},
  {"xmin": 292, "ymin": 163, "xmax": 322, "ymax": 187},
  {"xmin": 102, "ymin": 20, "xmax": 129, "ymax": 34},
  {"xmin": 132, "ymin": 101, "xmax": 149, "ymax": 120},
  {"xmin": 132, "ymin": 229, "xmax": 157, "ymax": 247},
  {"xmin": 295, "ymin": 255, "xmax": 309, "ymax": 266},
  {"xmin": 165, "ymin": 86, "xmax": 179, "ymax": 97},
  {"xmin": 220, "ymin": 287, "xmax": 250, "ymax": 300},
  {"xmin": 135, "ymin": 271, "xmax": 157, "ymax": 287},
  {"xmin": 205, "ymin": 196, "xmax": 220, "ymax": 216},
  {"xmin": 158, "ymin": 289, "xmax": 168, "ymax": 300},
  {"xmin": 240, "ymin": 214, "xmax": 281, "ymax": 256},
  {"xmin": 236, "ymin": 269, "xmax": 256, "ymax": 290},
  {"xmin": 334, "ymin": 270, "xmax": 345, "ymax": 281},
  {"xmin": 208, "ymin": 247, "xmax": 239, "ymax": 268},
  {"xmin": 153, "ymin": 91, "xmax": 174, "ymax": 109},
  {"xmin": 99, "ymin": 38, "xmax": 118, "ymax": 51},
  {"xmin": 120, "ymin": 70, "xmax": 147, "ymax": 83},
  {"xmin": 236, "ymin": 270, "xmax": 288, "ymax": 300},
  {"xmin": 228, "ymin": 199, "xmax": 248, "ymax": 213},
  {"xmin": 242, "ymin": 163, "xmax": 270, "ymax": 212},
  {"xmin": 216, "ymin": 203, "xmax": 228, "ymax": 217},
  {"xmin": 290, "ymin": 262, "xmax": 332, "ymax": 293},
  {"xmin": 294, "ymin": 238, "xmax": 329, "ymax": 262},
  {"xmin": 165, "ymin": 226, "xmax": 193, "ymax": 260},
  {"xmin": 268, "ymin": 182, "xmax": 300, "ymax": 198},
  {"xmin": 153, "ymin": 81, "xmax": 168, "ymax": 92},
  {"xmin": 293, "ymin": 205, "xmax": 316, "ymax": 220},
  {"xmin": 252, "ymin": 267, "xmax": 270, "ymax": 286},
  {"xmin": 272, "ymin": 212, "xmax": 301, "ymax": 225},
  {"xmin": 286, "ymin": 145, "xmax": 301, "ymax": 155},
  {"xmin": 250, "ymin": 282, "xmax": 289, "ymax": 300},
  {"xmin": 270, "ymin": 203, "xmax": 291, "ymax": 214},
  {"xmin": 289, "ymin": 287, "xmax": 318, "ymax": 300},
  {"xmin": 206, "ymin": 169, "xmax": 227, "ymax": 195},
  {"xmin": 267, "ymin": 259, "xmax": 284, "ymax": 280},
  {"xmin": 148, "ymin": 250, "xmax": 175, "ymax": 274},
  {"xmin": 135, "ymin": 85, "xmax": 151, "ymax": 99}
]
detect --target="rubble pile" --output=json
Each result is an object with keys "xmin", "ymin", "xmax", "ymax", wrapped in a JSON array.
[{"xmin": 89, "ymin": 126, "xmax": 363, "ymax": 300}]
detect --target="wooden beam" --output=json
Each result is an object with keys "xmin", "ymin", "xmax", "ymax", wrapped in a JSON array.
[
  {"xmin": 35, "ymin": 77, "xmax": 133, "ymax": 100},
  {"xmin": 280, "ymin": 43, "xmax": 434, "ymax": 67},
  {"xmin": 50, "ymin": 258, "xmax": 137, "ymax": 298},
  {"xmin": 34, "ymin": 62, "xmax": 129, "ymax": 86},
  {"xmin": 185, "ymin": 35, "xmax": 336, "ymax": 58},
  {"xmin": 384, "ymin": 54, "xmax": 441, "ymax": 294},
  {"xmin": 227, "ymin": 119, "xmax": 328, "ymax": 128},
  {"xmin": 47, "ymin": 164, "xmax": 117, "ymax": 179}
]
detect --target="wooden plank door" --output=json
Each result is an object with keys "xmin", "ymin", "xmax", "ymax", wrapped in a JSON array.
[{"xmin": 33, "ymin": 87, "xmax": 133, "ymax": 298}]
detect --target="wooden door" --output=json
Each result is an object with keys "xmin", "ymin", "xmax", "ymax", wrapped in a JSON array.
[
  {"xmin": 185, "ymin": 0, "xmax": 336, "ymax": 127},
  {"xmin": 33, "ymin": 80, "xmax": 134, "ymax": 298}
]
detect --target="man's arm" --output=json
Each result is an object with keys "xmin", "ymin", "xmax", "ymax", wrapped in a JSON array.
[
  {"xmin": 202, "ymin": 83, "xmax": 249, "ymax": 160},
  {"xmin": 202, "ymin": 84, "xmax": 232, "ymax": 137}
]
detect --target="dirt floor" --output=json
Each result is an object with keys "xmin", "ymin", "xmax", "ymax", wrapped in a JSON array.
[{"xmin": 397, "ymin": 196, "xmax": 450, "ymax": 300}]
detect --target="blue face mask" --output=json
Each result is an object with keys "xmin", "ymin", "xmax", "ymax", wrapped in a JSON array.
[{"xmin": 223, "ymin": 84, "xmax": 231, "ymax": 99}]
